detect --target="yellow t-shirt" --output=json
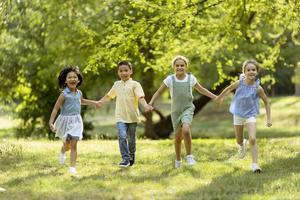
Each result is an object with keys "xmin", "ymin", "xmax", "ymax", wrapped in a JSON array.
[{"xmin": 107, "ymin": 78, "xmax": 145, "ymax": 123}]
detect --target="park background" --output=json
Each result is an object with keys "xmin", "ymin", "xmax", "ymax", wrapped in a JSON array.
[{"xmin": 0, "ymin": 0, "xmax": 300, "ymax": 199}]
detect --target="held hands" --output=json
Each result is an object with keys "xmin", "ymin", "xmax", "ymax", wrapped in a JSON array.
[
  {"xmin": 214, "ymin": 96, "xmax": 224, "ymax": 105},
  {"xmin": 144, "ymin": 104, "xmax": 153, "ymax": 112},
  {"xmin": 96, "ymin": 100, "xmax": 104, "ymax": 109}
]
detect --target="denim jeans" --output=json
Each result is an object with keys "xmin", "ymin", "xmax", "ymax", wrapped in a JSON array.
[{"xmin": 116, "ymin": 122, "xmax": 137, "ymax": 161}]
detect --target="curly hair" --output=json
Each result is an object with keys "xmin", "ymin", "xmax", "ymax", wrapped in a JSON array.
[{"xmin": 58, "ymin": 66, "xmax": 83, "ymax": 88}]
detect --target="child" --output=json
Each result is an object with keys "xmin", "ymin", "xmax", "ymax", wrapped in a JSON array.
[
  {"xmin": 216, "ymin": 59, "xmax": 272, "ymax": 173},
  {"xmin": 49, "ymin": 66, "xmax": 98, "ymax": 175},
  {"xmin": 97, "ymin": 61, "xmax": 151, "ymax": 168},
  {"xmin": 148, "ymin": 55, "xmax": 217, "ymax": 168}
]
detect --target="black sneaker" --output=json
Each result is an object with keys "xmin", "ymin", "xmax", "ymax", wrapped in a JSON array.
[
  {"xmin": 129, "ymin": 155, "xmax": 135, "ymax": 166},
  {"xmin": 119, "ymin": 160, "xmax": 130, "ymax": 168}
]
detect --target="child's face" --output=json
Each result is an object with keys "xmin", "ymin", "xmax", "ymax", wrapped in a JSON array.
[
  {"xmin": 244, "ymin": 63, "xmax": 258, "ymax": 80},
  {"xmin": 173, "ymin": 59, "xmax": 187, "ymax": 76},
  {"xmin": 118, "ymin": 64, "xmax": 132, "ymax": 81},
  {"xmin": 65, "ymin": 71, "xmax": 80, "ymax": 90}
]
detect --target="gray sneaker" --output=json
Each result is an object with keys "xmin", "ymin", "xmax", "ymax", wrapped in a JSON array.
[
  {"xmin": 175, "ymin": 160, "xmax": 182, "ymax": 168},
  {"xmin": 238, "ymin": 139, "xmax": 247, "ymax": 159}
]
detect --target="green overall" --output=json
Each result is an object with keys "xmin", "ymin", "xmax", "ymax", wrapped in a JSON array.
[{"xmin": 171, "ymin": 74, "xmax": 195, "ymax": 132}]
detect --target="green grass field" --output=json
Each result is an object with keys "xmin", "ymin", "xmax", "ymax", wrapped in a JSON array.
[
  {"xmin": 1, "ymin": 138, "xmax": 300, "ymax": 200},
  {"xmin": 0, "ymin": 96, "xmax": 300, "ymax": 199}
]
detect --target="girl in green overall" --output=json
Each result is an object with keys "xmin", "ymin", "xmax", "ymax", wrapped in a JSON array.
[{"xmin": 149, "ymin": 55, "xmax": 217, "ymax": 168}]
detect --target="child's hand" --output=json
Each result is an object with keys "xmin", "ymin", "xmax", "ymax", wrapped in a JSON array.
[
  {"xmin": 49, "ymin": 123, "xmax": 56, "ymax": 133},
  {"xmin": 214, "ymin": 96, "xmax": 223, "ymax": 104},
  {"xmin": 144, "ymin": 104, "xmax": 152, "ymax": 112},
  {"xmin": 266, "ymin": 120, "xmax": 272, "ymax": 127},
  {"xmin": 148, "ymin": 104, "xmax": 154, "ymax": 112},
  {"xmin": 96, "ymin": 101, "xmax": 103, "ymax": 109}
]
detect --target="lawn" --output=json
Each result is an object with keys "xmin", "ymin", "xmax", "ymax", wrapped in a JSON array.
[
  {"xmin": 0, "ymin": 96, "xmax": 299, "ymax": 199},
  {"xmin": 0, "ymin": 138, "xmax": 300, "ymax": 200}
]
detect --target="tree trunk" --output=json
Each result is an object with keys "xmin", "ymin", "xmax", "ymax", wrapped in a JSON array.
[
  {"xmin": 152, "ymin": 79, "xmax": 231, "ymax": 138},
  {"xmin": 140, "ymin": 68, "xmax": 157, "ymax": 139},
  {"xmin": 295, "ymin": 84, "xmax": 300, "ymax": 96}
]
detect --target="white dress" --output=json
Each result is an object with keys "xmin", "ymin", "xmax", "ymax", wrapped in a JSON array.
[{"xmin": 54, "ymin": 87, "xmax": 83, "ymax": 141}]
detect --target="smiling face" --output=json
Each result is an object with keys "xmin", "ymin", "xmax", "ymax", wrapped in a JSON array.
[
  {"xmin": 65, "ymin": 71, "xmax": 80, "ymax": 90},
  {"xmin": 118, "ymin": 64, "xmax": 132, "ymax": 81},
  {"xmin": 173, "ymin": 59, "xmax": 187, "ymax": 76},
  {"xmin": 244, "ymin": 63, "xmax": 258, "ymax": 81}
]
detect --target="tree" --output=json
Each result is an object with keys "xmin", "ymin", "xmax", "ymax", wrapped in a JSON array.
[{"xmin": 1, "ymin": 0, "xmax": 300, "ymax": 138}]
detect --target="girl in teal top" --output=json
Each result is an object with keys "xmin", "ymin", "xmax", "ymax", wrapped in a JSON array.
[
  {"xmin": 49, "ymin": 66, "xmax": 98, "ymax": 175},
  {"xmin": 149, "ymin": 55, "xmax": 217, "ymax": 168}
]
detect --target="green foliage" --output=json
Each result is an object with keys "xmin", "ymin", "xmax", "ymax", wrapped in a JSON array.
[{"xmin": 0, "ymin": 0, "xmax": 300, "ymax": 138}]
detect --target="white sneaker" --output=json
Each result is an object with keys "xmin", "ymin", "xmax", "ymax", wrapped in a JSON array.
[
  {"xmin": 175, "ymin": 160, "xmax": 182, "ymax": 168},
  {"xmin": 238, "ymin": 139, "xmax": 247, "ymax": 159},
  {"xmin": 69, "ymin": 167, "xmax": 77, "ymax": 175},
  {"xmin": 59, "ymin": 153, "xmax": 66, "ymax": 164},
  {"xmin": 252, "ymin": 163, "xmax": 262, "ymax": 173},
  {"xmin": 186, "ymin": 155, "xmax": 196, "ymax": 166}
]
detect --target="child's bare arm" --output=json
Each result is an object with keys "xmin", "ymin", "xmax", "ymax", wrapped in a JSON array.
[
  {"xmin": 81, "ymin": 98, "xmax": 98, "ymax": 106},
  {"xmin": 194, "ymin": 82, "xmax": 217, "ymax": 99},
  {"xmin": 148, "ymin": 83, "xmax": 167, "ymax": 107},
  {"xmin": 49, "ymin": 93, "xmax": 64, "ymax": 132},
  {"xmin": 258, "ymin": 86, "xmax": 272, "ymax": 127},
  {"xmin": 97, "ymin": 94, "xmax": 111, "ymax": 108},
  {"xmin": 215, "ymin": 81, "xmax": 239, "ymax": 103},
  {"xmin": 138, "ymin": 97, "xmax": 151, "ymax": 112}
]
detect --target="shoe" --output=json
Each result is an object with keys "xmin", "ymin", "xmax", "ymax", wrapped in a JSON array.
[
  {"xmin": 252, "ymin": 163, "xmax": 262, "ymax": 173},
  {"xmin": 69, "ymin": 167, "xmax": 77, "ymax": 175},
  {"xmin": 59, "ymin": 153, "xmax": 66, "ymax": 165},
  {"xmin": 175, "ymin": 160, "xmax": 182, "ymax": 168},
  {"xmin": 238, "ymin": 139, "xmax": 247, "ymax": 159},
  {"xmin": 119, "ymin": 160, "xmax": 130, "ymax": 168},
  {"xmin": 186, "ymin": 155, "xmax": 196, "ymax": 166},
  {"xmin": 129, "ymin": 154, "xmax": 135, "ymax": 166}
]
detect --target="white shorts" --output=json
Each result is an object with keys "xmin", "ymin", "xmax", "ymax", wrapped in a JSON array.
[{"xmin": 233, "ymin": 115, "xmax": 256, "ymax": 125}]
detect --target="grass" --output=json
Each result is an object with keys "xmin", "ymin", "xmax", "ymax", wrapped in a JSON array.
[
  {"xmin": 1, "ymin": 138, "xmax": 300, "ymax": 199},
  {"xmin": 0, "ymin": 96, "xmax": 299, "ymax": 199},
  {"xmin": 86, "ymin": 96, "xmax": 300, "ymax": 139}
]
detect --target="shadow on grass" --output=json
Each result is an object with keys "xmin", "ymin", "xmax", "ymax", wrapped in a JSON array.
[{"xmin": 177, "ymin": 154, "xmax": 300, "ymax": 200}]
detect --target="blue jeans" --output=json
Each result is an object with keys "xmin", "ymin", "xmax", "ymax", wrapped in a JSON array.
[{"xmin": 116, "ymin": 122, "xmax": 137, "ymax": 161}]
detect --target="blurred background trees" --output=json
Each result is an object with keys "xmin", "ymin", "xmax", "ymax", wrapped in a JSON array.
[{"xmin": 0, "ymin": 0, "xmax": 299, "ymax": 139}]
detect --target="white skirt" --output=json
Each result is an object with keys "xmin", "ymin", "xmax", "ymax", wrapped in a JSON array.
[{"xmin": 54, "ymin": 114, "xmax": 83, "ymax": 141}]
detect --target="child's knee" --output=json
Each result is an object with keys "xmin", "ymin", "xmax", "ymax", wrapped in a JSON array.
[{"xmin": 249, "ymin": 137, "xmax": 256, "ymax": 145}]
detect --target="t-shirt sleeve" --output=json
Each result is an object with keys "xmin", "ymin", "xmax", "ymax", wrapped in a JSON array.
[
  {"xmin": 134, "ymin": 82, "xmax": 145, "ymax": 98},
  {"xmin": 163, "ymin": 75, "xmax": 172, "ymax": 88},
  {"xmin": 107, "ymin": 83, "xmax": 116, "ymax": 99},
  {"xmin": 191, "ymin": 74, "xmax": 197, "ymax": 87}
]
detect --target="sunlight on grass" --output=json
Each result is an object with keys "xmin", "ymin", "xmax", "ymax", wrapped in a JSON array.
[{"xmin": 1, "ymin": 138, "xmax": 300, "ymax": 199}]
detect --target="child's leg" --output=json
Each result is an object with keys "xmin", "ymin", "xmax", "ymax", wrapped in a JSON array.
[
  {"xmin": 61, "ymin": 142, "xmax": 70, "ymax": 153},
  {"xmin": 174, "ymin": 129, "xmax": 182, "ymax": 161},
  {"xmin": 234, "ymin": 125, "xmax": 244, "ymax": 145},
  {"xmin": 127, "ymin": 123, "xmax": 137, "ymax": 160},
  {"xmin": 246, "ymin": 122, "xmax": 258, "ymax": 163},
  {"xmin": 182, "ymin": 123, "xmax": 192, "ymax": 155},
  {"xmin": 69, "ymin": 139, "xmax": 78, "ymax": 167},
  {"xmin": 116, "ymin": 122, "xmax": 130, "ymax": 162}
]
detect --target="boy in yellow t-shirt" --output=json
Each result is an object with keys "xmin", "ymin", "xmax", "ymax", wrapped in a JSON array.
[{"xmin": 97, "ymin": 61, "xmax": 151, "ymax": 167}]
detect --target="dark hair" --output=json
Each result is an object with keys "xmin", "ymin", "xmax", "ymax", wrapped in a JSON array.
[
  {"xmin": 58, "ymin": 66, "xmax": 83, "ymax": 88},
  {"xmin": 117, "ymin": 60, "xmax": 132, "ymax": 70}
]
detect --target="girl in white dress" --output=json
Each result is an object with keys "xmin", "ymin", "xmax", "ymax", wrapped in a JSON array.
[{"xmin": 49, "ymin": 66, "xmax": 97, "ymax": 175}]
